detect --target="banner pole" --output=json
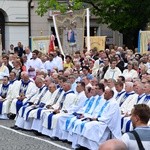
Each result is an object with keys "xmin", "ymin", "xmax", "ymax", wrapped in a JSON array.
[
  {"xmin": 86, "ymin": 8, "xmax": 90, "ymax": 51},
  {"xmin": 52, "ymin": 15, "xmax": 65, "ymax": 56}
]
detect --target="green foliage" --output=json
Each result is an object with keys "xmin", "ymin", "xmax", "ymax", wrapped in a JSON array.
[
  {"xmin": 36, "ymin": 0, "xmax": 150, "ymax": 46},
  {"xmin": 36, "ymin": 0, "xmax": 84, "ymax": 16}
]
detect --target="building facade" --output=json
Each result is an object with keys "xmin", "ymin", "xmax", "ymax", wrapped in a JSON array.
[
  {"xmin": 0, "ymin": 0, "xmax": 123, "ymax": 54},
  {"xmin": 0, "ymin": 0, "xmax": 29, "ymax": 53}
]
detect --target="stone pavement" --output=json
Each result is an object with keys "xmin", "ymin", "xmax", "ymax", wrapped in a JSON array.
[{"xmin": 0, "ymin": 120, "xmax": 72, "ymax": 150}]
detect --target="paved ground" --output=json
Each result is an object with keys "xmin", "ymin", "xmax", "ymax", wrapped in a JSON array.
[{"xmin": 0, "ymin": 119, "xmax": 72, "ymax": 150}]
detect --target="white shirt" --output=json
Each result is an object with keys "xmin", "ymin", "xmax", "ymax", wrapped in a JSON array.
[
  {"xmin": 122, "ymin": 69, "xmax": 138, "ymax": 79},
  {"xmin": 44, "ymin": 60, "xmax": 56, "ymax": 72},
  {"xmin": 104, "ymin": 67, "xmax": 122, "ymax": 81},
  {"xmin": 53, "ymin": 56, "xmax": 63, "ymax": 71},
  {"xmin": 26, "ymin": 52, "xmax": 32, "ymax": 61}
]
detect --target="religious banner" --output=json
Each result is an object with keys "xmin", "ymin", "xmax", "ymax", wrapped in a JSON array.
[
  {"xmin": 55, "ymin": 10, "xmax": 86, "ymax": 55},
  {"xmin": 86, "ymin": 36, "xmax": 106, "ymax": 51},
  {"xmin": 31, "ymin": 36, "xmax": 50, "ymax": 54},
  {"xmin": 139, "ymin": 31, "xmax": 150, "ymax": 54}
]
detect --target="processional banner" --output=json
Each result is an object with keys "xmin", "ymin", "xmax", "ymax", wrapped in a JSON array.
[
  {"xmin": 55, "ymin": 10, "xmax": 86, "ymax": 55},
  {"xmin": 31, "ymin": 36, "xmax": 50, "ymax": 54},
  {"xmin": 139, "ymin": 31, "xmax": 150, "ymax": 54},
  {"xmin": 86, "ymin": 36, "xmax": 106, "ymax": 51}
]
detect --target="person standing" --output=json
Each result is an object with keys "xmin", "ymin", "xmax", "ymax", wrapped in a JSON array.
[{"xmin": 48, "ymin": 32, "xmax": 55, "ymax": 54}]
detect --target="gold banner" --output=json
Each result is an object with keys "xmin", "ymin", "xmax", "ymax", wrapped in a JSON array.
[{"xmin": 86, "ymin": 36, "xmax": 106, "ymax": 51}]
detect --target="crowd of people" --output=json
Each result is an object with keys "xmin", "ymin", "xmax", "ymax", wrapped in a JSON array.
[{"xmin": 0, "ymin": 42, "xmax": 150, "ymax": 150}]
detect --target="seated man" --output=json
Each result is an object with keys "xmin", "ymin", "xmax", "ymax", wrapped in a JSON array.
[
  {"xmin": 0, "ymin": 76, "xmax": 11, "ymax": 119},
  {"xmin": 9, "ymin": 72, "xmax": 36, "ymax": 118},
  {"xmin": 31, "ymin": 77, "xmax": 66, "ymax": 133},
  {"xmin": 74, "ymin": 89, "xmax": 121, "ymax": 150},
  {"xmin": 122, "ymin": 104, "xmax": 150, "ymax": 150},
  {"xmin": 0, "ymin": 72, "xmax": 20, "ymax": 119},
  {"xmin": 12, "ymin": 76, "xmax": 47, "ymax": 129},
  {"xmin": 41, "ymin": 81, "xmax": 76, "ymax": 137},
  {"xmin": 61, "ymin": 83, "xmax": 105, "ymax": 143},
  {"xmin": 121, "ymin": 82, "xmax": 150, "ymax": 133}
]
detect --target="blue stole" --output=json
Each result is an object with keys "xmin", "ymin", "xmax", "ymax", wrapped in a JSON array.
[
  {"xmin": 16, "ymin": 80, "xmax": 31, "ymax": 114},
  {"xmin": 84, "ymin": 97, "xmax": 95, "ymax": 114},
  {"xmin": 19, "ymin": 80, "xmax": 31, "ymax": 95},
  {"xmin": 119, "ymin": 92, "xmax": 135, "ymax": 106},
  {"xmin": 16, "ymin": 100, "xmax": 23, "ymax": 114},
  {"xmin": 21, "ymin": 86, "xmax": 45, "ymax": 117},
  {"xmin": 98, "ymin": 101, "xmax": 109, "ymax": 117},
  {"xmin": 0, "ymin": 84, "xmax": 10, "ymax": 114},
  {"xmin": 36, "ymin": 87, "xmax": 48, "ymax": 105},
  {"xmin": 25, "ymin": 87, "xmax": 48, "ymax": 120},
  {"xmin": 47, "ymin": 90, "xmax": 74, "ymax": 130},
  {"xmin": 0, "ymin": 101, "xmax": 3, "ymax": 114},
  {"xmin": 136, "ymin": 94, "xmax": 146, "ymax": 103},
  {"xmin": 59, "ymin": 90, "xmax": 74, "ymax": 109},
  {"xmin": 36, "ymin": 88, "xmax": 63, "ymax": 120},
  {"xmin": 0, "ymin": 84, "xmax": 10, "ymax": 98},
  {"xmin": 65, "ymin": 97, "xmax": 90, "ymax": 131},
  {"xmin": 116, "ymin": 91, "xmax": 126, "ymax": 100},
  {"xmin": 9, "ymin": 79, "xmax": 17, "ymax": 85},
  {"xmin": 80, "ymin": 101, "xmax": 109, "ymax": 133},
  {"xmin": 52, "ymin": 88, "xmax": 63, "ymax": 105},
  {"xmin": 36, "ymin": 107, "xmax": 46, "ymax": 119},
  {"xmin": 92, "ymin": 96, "xmax": 102, "ymax": 112},
  {"xmin": 83, "ymin": 98, "xmax": 90, "ymax": 106},
  {"xmin": 143, "ymin": 95, "xmax": 150, "ymax": 102}
]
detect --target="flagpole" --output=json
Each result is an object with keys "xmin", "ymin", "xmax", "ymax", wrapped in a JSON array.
[
  {"xmin": 86, "ymin": 8, "xmax": 90, "ymax": 51},
  {"xmin": 52, "ymin": 15, "xmax": 64, "ymax": 56}
]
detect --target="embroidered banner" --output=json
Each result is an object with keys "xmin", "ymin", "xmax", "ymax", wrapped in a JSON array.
[{"xmin": 55, "ymin": 10, "xmax": 86, "ymax": 55}]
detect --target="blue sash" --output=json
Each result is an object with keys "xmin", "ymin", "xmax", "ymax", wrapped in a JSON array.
[
  {"xmin": 36, "ymin": 108, "xmax": 46, "ymax": 119},
  {"xmin": 80, "ymin": 101, "xmax": 109, "ymax": 133},
  {"xmin": 16, "ymin": 100, "xmax": 23, "ymax": 114},
  {"xmin": 98, "ymin": 101, "xmax": 109, "ymax": 117},
  {"xmin": 47, "ymin": 90, "xmax": 74, "ymax": 129},
  {"xmin": 52, "ymin": 88, "xmax": 63, "ymax": 105},
  {"xmin": 116, "ymin": 91, "xmax": 126, "ymax": 99},
  {"xmin": 84, "ymin": 97, "xmax": 95, "ymax": 114},
  {"xmin": 59, "ymin": 90, "xmax": 74, "ymax": 109},
  {"xmin": 144, "ymin": 95, "xmax": 150, "ymax": 102},
  {"xmin": 136, "ymin": 94, "xmax": 146, "ymax": 103},
  {"xmin": 65, "ymin": 116, "xmax": 75, "ymax": 130},
  {"xmin": 0, "ymin": 84, "xmax": 10, "ymax": 98},
  {"xmin": 92, "ymin": 96, "xmax": 102, "ymax": 112},
  {"xmin": 19, "ymin": 80, "xmax": 31, "ymax": 95},
  {"xmin": 120, "ymin": 92, "xmax": 135, "ymax": 106},
  {"xmin": 47, "ymin": 113, "xmax": 54, "ymax": 129},
  {"xmin": 21, "ymin": 86, "xmax": 45, "ymax": 117},
  {"xmin": 0, "ymin": 101, "xmax": 3, "ymax": 114},
  {"xmin": 25, "ymin": 107, "xmax": 36, "ymax": 120},
  {"xmin": 36, "ymin": 87, "xmax": 48, "ymax": 105},
  {"xmin": 9, "ymin": 79, "xmax": 17, "ymax": 85},
  {"xmin": 126, "ymin": 120, "xmax": 132, "ymax": 132},
  {"xmin": 83, "ymin": 98, "xmax": 90, "ymax": 106}
]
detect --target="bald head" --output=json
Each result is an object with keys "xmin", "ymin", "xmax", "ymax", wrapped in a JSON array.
[{"xmin": 99, "ymin": 139, "xmax": 127, "ymax": 150}]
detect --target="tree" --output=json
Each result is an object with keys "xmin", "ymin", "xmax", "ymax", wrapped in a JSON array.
[{"xmin": 36, "ymin": 0, "xmax": 150, "ymax": 48}]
